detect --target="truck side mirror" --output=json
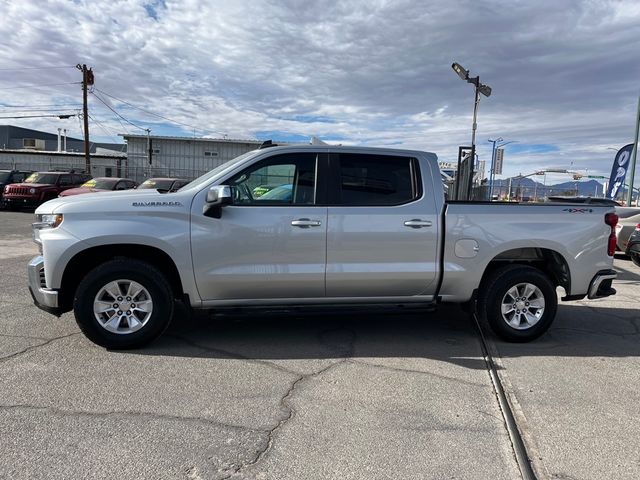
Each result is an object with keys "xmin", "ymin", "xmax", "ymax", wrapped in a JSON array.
[{"xmin": 203, "ymin": 185, "xmax": 232, "ymax": 218}]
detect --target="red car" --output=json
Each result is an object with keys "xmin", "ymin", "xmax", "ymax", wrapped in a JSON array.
[
  {"xmin": 3, "ymin": 171, "xmax": 92, "ymax": 209},
  {"xmin": 59, "ymin": 177, "xmax": 138, "ymax": 197},
  {"xmin": 138, "ymin": 177, "xmax": 191, "ymax": 193}
]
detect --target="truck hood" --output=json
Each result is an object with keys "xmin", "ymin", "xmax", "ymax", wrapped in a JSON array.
[
  {"xmin": 59, "ymin": 187, "xmax": 110, "ymax": 196},
  {"xmin": 12, "ymin": 183, "xmax": 53, "ymax": 189},
  {"xmin": 36, "ymin": 189, "xmax": 190, "ymax": 214}
]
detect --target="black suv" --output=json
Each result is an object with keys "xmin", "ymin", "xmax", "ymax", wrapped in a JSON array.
[{"xmin": 0, "ymin": 170, "xmax": 33, "ymax": 207}]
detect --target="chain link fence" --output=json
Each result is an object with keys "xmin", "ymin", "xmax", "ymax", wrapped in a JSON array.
[{"xmin": 0, "ymin": 159, "xmax": 211, "ymax": 184}]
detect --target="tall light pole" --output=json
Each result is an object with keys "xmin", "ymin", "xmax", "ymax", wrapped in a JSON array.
[{"xmin": 452, "ymin": 62, "xmax": 492, "ymax": 200}]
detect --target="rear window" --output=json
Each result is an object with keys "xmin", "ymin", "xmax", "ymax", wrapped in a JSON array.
[{"xmin": 334, "ymin": 154, "xmax": 419, "ymax": 206}]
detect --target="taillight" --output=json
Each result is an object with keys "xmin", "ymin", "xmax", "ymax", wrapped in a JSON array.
[
  {"xmin": 635, "ymin": 223, "xmax": 640, "ymax": 232},
  {"xmin": 605, "ymin": 213, "xmax": 618, "ymax": 256}
]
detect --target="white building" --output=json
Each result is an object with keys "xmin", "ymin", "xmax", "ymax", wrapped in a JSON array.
[{"xmin": 122, "ymin": 134, "xmax": 264, "ymax": 182}]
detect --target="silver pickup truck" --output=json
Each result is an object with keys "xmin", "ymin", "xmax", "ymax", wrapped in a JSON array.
[{"xmin": 28, "ymin": 145, "xmax": 618, "ymax": 348}]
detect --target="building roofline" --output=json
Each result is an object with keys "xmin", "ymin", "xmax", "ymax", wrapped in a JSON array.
[
  {"xmin": 120, "ymin": 134, "xmax": 263, "ymax": 144},
  {"xmin": 0, "ymin": 149, "xmax": 126, "ymax": 159}
]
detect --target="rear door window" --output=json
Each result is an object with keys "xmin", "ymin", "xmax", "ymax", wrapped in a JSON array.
[
  {"xmin": 332, "ymin": 154, "xmax": 420, "ymax": 206},
  {"xmin": 59, "ymin": 175, "xmax": 72, "ymax": 186}
]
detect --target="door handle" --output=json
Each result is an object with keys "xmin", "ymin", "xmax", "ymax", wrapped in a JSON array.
[
  {"xmin": 291, "ymin": 218, "xmax": 322, "ymax": 228},
  {"xmin": 404, "ymin": 219, "xmax": 432, "ymax": 228}
]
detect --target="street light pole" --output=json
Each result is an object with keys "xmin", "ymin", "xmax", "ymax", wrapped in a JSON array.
[
  {"xmin": 626, "ymin": 96, "xmax": 640, "ymax": 206},
  {"xmin": 451, "ymin": 62, "xmax": 492, "ymax": 200}
]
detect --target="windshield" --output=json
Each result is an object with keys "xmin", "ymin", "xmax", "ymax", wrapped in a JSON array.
[
  {"xmin": 25, "ymin": 173, "xmax": 58, "ymax": 185},
  {"xmin": 0, "ymin": 172, "xmax": 11, "ymax": 182},
  {"xmin": 139, "ymin": 179, "xmax": 175, "ymax": 190},
  {"xmin": 81, "ymin": 178, "xmax": 119, "ymax": 189},
  {"xmin": 183, "ymin": 150, "xmax": 260, "ymax": 190}
]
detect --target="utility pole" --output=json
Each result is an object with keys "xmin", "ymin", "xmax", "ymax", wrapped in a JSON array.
[{"xmin": 76, "ymin": 64, "xmax": 94, "ymax": 173}]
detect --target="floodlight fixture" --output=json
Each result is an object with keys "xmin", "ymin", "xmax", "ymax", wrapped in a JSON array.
[
  {"xmin": 451, "ymin": 62, "xmax": 469, "ymax": 81},
  {"xmin": 478, "ymin": 83, "xmax": 492, "ymax": 97}
]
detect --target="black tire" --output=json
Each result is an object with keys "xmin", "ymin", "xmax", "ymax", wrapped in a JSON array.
[
  {"xmin": 73, "ymin": 259, "xmax": 174, "ymax": 349},
  {"xmin": 631, "ymin": 252, "xmax": 640, "ymax": 268},
  {"xmin": 477, "ymin": 264, "xmax": 557, "ymax": 342}
]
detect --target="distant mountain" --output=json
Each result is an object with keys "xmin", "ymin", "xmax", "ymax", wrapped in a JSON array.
[{"xmin": 490, "ymin": 178, "xmax": 604, "ymax": 197}]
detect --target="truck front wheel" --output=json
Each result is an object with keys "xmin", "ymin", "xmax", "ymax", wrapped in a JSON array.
[
  {"xmin": 73, "ymin": 259, "xmax": 174, "ymax": 349},
  {"xmin": 477, "ymin": 265, "xmax": 557, "ymax": 342}
]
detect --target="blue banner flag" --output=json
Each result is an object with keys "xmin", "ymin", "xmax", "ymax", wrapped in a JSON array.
[{"xmin": 606, "ymin": 143, "xmax": 635, "ymax": 200}]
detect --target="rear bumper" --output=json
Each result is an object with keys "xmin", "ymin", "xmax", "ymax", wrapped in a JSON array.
[
  {"xmin": 587, "ymin": 269, "xmax": 617, "ymax": 299},
  {"xmin": 28, "ymin": 256, "xmax": 63, "ymax": 316}
]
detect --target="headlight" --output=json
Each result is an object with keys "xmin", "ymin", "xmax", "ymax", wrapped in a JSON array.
[
  {"xmin": 33, "ymin": 214, "xmax": 64, "ymax": 230},
  {"xmin": 29, "ymin": 188, "xmax": 36, "ymax": 194}
]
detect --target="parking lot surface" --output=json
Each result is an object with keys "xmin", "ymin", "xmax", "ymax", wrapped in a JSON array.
[{"xmin": 1, "ymin": 210, "xmax": 639, "ymax": 479}]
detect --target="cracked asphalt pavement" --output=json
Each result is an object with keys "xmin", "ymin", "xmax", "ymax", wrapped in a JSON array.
[{"xmin": 1, "ymin": 210, "xmax": 639, "ymax": 479}]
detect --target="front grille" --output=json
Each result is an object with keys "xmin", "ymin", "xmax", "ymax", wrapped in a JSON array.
[
  {"xmin": 6, "ymin": 185, "xmax": 30, "ymax": 195},
  {"xmin": 39, "ymin": 267, "xmax": 46, "ymax": 288}
]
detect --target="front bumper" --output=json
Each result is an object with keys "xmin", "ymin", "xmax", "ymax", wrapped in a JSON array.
[
  {"xmin": 587, "ymin": 269, "xmax": 617, "ymax": 299},
  {"xmin": 5, "ymin": 196, "xmax": 39, "ymax": 208},
  {"xmin": 28, "ymin": 256, "xmax": 63, "ymax": 316}
]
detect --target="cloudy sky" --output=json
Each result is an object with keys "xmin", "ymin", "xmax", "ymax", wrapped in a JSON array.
[{"xmin": 1, "ymin": 0, "xmax": 639, "ymax": 182}]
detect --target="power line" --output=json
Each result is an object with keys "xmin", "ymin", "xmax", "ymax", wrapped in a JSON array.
[
  {"xmin": 93, "ymin": 87, "xmax": 207, "ymax": 132},
  {"xmin": 87, "ymin": 113, "xmax": 120, "ymax": 143},
  {"xmin": 0, "ymin": 108, "xmax": 81, "ymax": 115},
  {"xmin": 0, "ymin": 113, "xmax": 78, "ymax": 119},
  {"xmin": 91, "ymin": 91, "xmax": 147, "ymax": 131},
  {"xmin": 0, "ymin": 82, "xmax": 81, "ymax": 90},
  {"xmin": 0, "ymin": 65, "xmax": 76, "ymax": 71},
  {"xmin": 0, "ymin": 103, "xmax": 82, "ymax": 109}
]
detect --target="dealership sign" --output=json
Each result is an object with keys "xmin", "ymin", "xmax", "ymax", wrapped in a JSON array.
[{"xmin": 606, "ymin": 143, "xmax": 635, "ymax": 200}]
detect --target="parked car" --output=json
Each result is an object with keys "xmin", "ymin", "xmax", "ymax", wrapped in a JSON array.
[
  {"xmin": 29, "ymin": 145, "xmax": 618, "ymax": 349},
  {"xmin": 626, "ymin": 225, "xmax": 640, "ymax": 267},
  {"xmin": 0, "ymin": 169, "xmax": 33, "ymax": 207},
  {"xmin": 614, "ymin": 207, "xmax": 640, "ymax": 252},
  {"xmin": 59, "ymin": 177, "xmax": 138, "ymax": 197},
  {"xmin": 137, "ymin": 178, "xmax": 190, "ymax": 193},
  {"xmin": 3, "ymin": 171, "xmax": 92, "ymax": 209}
]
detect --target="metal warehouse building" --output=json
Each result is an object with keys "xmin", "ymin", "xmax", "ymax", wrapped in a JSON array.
[
  {"xmin": 0, "ymin": 150, "xmax": 127, "ymax": 178},
  {"xmin": 122, "ymin": 134, "xmax": 263, "ymax": 182}
]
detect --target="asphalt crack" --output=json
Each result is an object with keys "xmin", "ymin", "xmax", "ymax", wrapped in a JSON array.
[
  {"xmin": 219, "ymin": 359, "xmax": 348, "ymax": 480},
  {"xmin": 165, "ymin": 334, "xmax": 303, "ymax": 376},
  {"xmin": 219, "ymin": 327, "xmax": 357, "ymax": 479},
  {"xmin": 0, "ymin": 403, "xmax": 264, "ymax": 433},
  {"xmin": 0, "ymin": 332, "xmax": 80, "ymax": 362}
]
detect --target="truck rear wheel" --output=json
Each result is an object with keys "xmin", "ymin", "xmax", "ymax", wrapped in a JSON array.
[
  {"xmin": 73, "ymin": 259, "xmax": 174, "ymax": 349},
  {"xmin": 477, "ymin": 265, "xmax": 557, "ymax": 342}
]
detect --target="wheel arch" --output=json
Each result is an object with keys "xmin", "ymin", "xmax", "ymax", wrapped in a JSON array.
[
  {"xmin": 477, "ymin": 247, "xmax": 570, "ymax": 297},
  {"xmin": 59, "ymin": 244, "xmax": 185, "ymax": 311}
]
